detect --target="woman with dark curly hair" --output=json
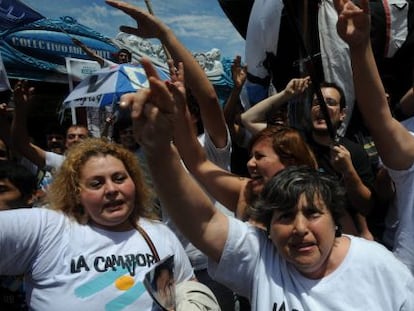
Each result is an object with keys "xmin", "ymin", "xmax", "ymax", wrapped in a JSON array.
[
  {"xmin": 123, "ymin": 54, "xmax": 414, "ymax": 310},
  {"xmin": 250, "ymin": 165, "xmax": 346, "ymax": 236}
]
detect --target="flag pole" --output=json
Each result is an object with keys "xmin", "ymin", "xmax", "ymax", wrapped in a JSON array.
[
  {"xmin": 144, "ymin": 0, "xmax": 172, "ymax": 60},
  {"xmin": 282, "ymin": 0, "xmax": 337, "ymax": 142}
]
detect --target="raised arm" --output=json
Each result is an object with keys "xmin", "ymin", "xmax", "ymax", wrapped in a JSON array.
[
  {"xmin": 334, "ymin": 0, "xmax": 414, "ymax": 169},
  {"xmin": 11, "ymin": 81, "xmax": 47, "ymax": 168},
  {"xmin": 121, "ymin": 57, "xmax": 228, "ymax": 262},
  {"xmin": 168, "ymin": 61, "xmax": 247, "ymax": 213},
  {"xmin": 223, "ymin": 55, "xmax": 249, "ymax": 146},
  {"xmin": 240, "ymin": 76, "xmax": 310, "ymax": 135},
  {"xmin": 330, "ymin": 144, "xmax": 374, "ymax": 215},
  {"xmin": 106, "ymin": 0, "xmax": 228, "ymax": 148},
  {"xmin": 330, "ymin": 143, "xmax": 375, "ymax": 239},
  {"xmin": 106, "ymin": 0, "xmax": 245, "ymax": 212},
  {"xmin": 72, "ymin": 38, "xmax": 106, "ymax": 68},
  {"xmin": 0, "ymin": 102, "xmax": 12, "ymax": 147}
]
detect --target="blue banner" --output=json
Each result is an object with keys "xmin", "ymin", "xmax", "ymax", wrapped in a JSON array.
[{"xmin": 0, "ymin": 0, "xmax": 44, "ymax": 32}]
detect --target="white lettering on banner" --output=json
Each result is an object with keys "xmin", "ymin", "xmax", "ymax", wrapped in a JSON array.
[{"xmin": 10, "ymin": 36, "xmax": 112, "ymax": 58}]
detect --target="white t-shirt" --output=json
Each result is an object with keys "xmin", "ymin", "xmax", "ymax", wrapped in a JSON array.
[
  {"xmin": 0, "ymin": 208, "xmax": 193, "ymax": 311},
  {"xmin": 197, "ymin": 130, "xmax": 232, "ymax": 177},
  {"xmin": 45, "ymin": 151, "xmax": 65, "ymax": 171},
  {"xmin": 387, "ymin": 162, "xmax": 414, "ymax": 274},
  {"xmin": 380, "ymin": 122, "xmax": 414, "ymax": 273},
  {"xmin": 401, "ymin": 116, "xmax": 414, "ymax": 132},
  {"xmin": 208, "ymin": 217, "xmax": 414, "ymax": 310}
]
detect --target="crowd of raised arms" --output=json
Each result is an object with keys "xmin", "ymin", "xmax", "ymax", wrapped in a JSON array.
[{"xmin": 0, "ymin": 0, "xmax": 413, "ymax": 310}]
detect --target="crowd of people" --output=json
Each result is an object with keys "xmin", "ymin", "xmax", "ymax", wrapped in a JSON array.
[{"xmin": 0, "ymin": 0, "xmax": 413, "ymax": 310}]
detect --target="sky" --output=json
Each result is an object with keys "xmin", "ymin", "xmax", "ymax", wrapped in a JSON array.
[{"xmin": 22, "ymin": 0, "xmax": 246, "ymax": 60}]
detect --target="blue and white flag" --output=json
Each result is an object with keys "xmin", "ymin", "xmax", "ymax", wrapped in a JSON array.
[
  {"xmin": 63, "ymin": 63, "xmax": 170, "ymax": 108},
  {"xmin": 0, "ymin": 0, "xmax": 44, "ymax": 33}
]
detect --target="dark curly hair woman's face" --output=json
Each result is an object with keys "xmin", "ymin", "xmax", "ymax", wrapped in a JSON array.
[{"xmin": 268, "ymin": 192, "xmax": 337, "ymax": 279}]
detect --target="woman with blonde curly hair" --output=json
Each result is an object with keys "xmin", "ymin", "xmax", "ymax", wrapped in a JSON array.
[
  {"xmin": 0, "ymin": 138, "xmax": 194, "ymax": 311},
  {"xmin": 48, "ymin": 137, "xmax": 156, "ymax": 226}
]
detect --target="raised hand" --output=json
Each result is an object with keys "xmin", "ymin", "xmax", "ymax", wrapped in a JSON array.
[
  {"xmin": 106, "ymin": 0, "xmax": 168, "ymax": 40},
  {"xmin": 167, "ymin": 59, "xmax": 184, "ymax": 84},
  {"xmin": 284, "ymin": 76, "xmax": 311, "ymax": 97},
  {"xmin": 167, "ymin": 60, "xmax": 187, "ymax": 114},
  {"xmin": 334, "ymin": 0, "xmax": 370, "ymax": 49},
  {"xmin": 13, "ymin": 80, "xmax": 35, "ymax": 111},
  {"xmin": 120, "ymin": 58, "xmax": 177, "ymax": 152},
  {"xmin": 330, "ymin": 144, "xmax": 353, "ymax": 175},
  {"xmin": 231, "ymin": 55, "xmax": 247, "ymax": 90}
]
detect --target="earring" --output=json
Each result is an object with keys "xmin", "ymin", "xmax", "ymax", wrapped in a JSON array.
[{"xmin": 335, "ymin": 225, "xmax": 342, "ymax": 237}]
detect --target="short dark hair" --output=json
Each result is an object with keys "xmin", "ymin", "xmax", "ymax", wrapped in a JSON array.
[
  {"xmin": 251, "ymin": 165, "xmax": 346, "ymax": 231},
  {"xmin": 319, "ymin": 82, "xmax": 346, "ymax": 109},
  {"xmin": 65, "ymin": 124, "xmax": 89, "ymax": 135},
  {"xmin": 118, "ymin": 48, "xmax": 132, "ymax": 61},
  {"xmin": 0, "ymin": 160, "xmax": 37, "ymax": 199}
]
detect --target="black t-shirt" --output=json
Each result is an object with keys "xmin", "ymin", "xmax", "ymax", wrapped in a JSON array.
[
  {"xmin": 307, "ymin": 135, "xmax": 376, "ymax": 211},
  {"xmin": 310, "ymin": 137, "xmax": 374, "ymax": 181},
  {"xmin": 0, "ymin": 276, "xmax": 27, "ymax": 311}
]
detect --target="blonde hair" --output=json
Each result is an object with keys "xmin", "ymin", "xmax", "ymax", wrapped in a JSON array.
[{"xmin": 48, "ymin": 138, "xmax": 158, "ymax": 224}]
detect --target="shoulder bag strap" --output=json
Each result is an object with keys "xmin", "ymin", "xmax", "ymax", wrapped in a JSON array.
[{"xmin": 136, "ymin": 223, "xmax": 161, "ymax": 262}]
